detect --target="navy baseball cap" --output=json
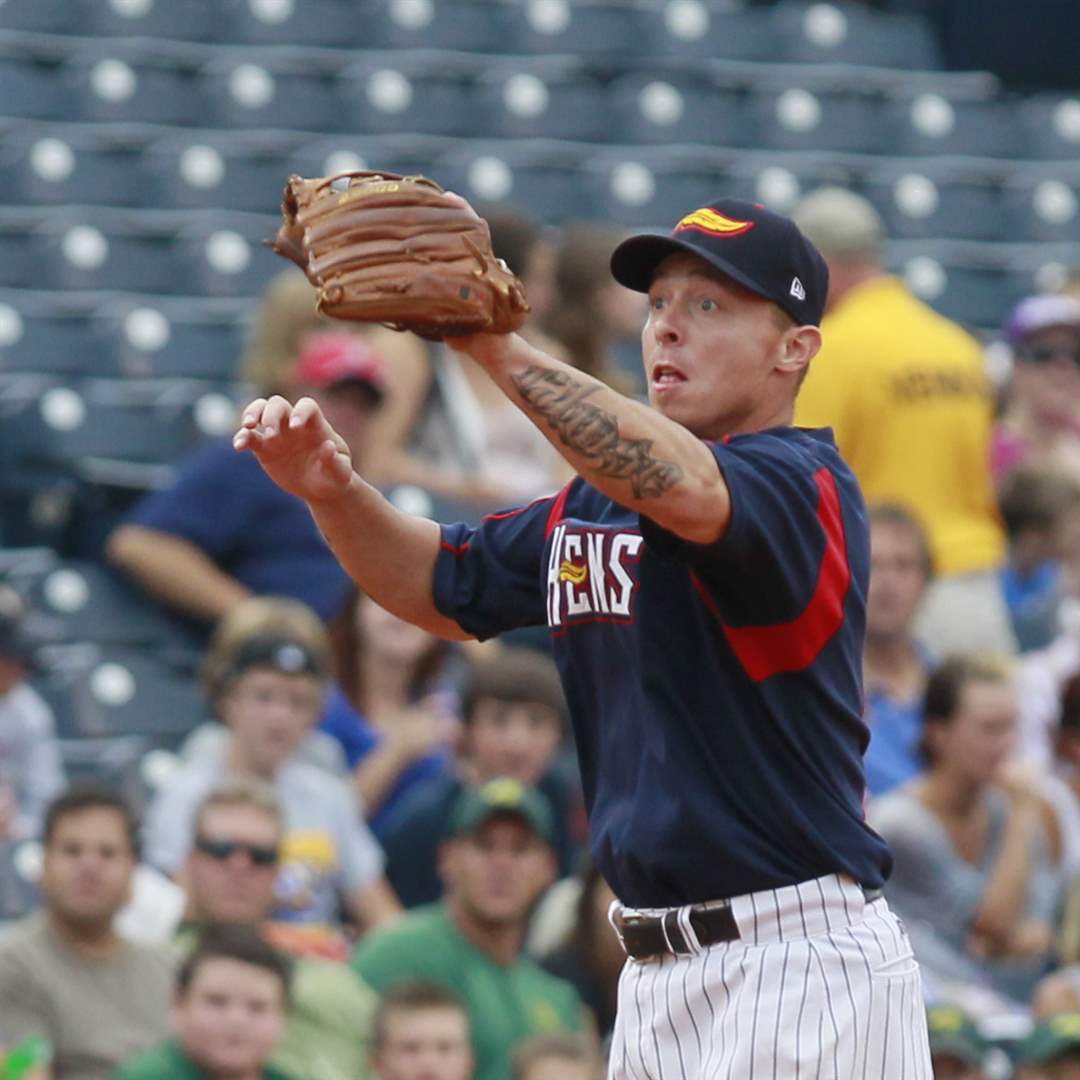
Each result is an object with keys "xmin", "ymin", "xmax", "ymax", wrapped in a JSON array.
[{"xmin": 610, "ymin": 198, "xmax": 829, "ymax": 327}]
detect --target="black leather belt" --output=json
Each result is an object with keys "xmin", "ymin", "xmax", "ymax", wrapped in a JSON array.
[
  {"xmin": 614, "ymin": 904, "xmax": 740, "ymax": 960},
  {"xmin": 614, "ymin": 885, "xmax": 884, "ymax": 961}
]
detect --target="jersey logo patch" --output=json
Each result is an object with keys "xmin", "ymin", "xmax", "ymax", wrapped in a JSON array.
[
  {"xmin": 547, "ymin": 525, "xmax": 643, "ymax": 627},
  {"xmin": 674, "ymin": 208, "xmax": 756, "ymax": 238}
]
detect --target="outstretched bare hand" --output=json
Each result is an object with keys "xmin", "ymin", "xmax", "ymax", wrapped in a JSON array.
[{"xmin": 233, "ymin": 395, "xmax": 354, "ymax": 504}]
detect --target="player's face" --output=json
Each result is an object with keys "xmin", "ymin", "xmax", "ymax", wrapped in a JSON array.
[
  {"xmin": 221, "ymin": 668, "xmax": 324, "ymax": 776},
  {"xmin": 41, "ymin": 808, "xmax": 135, "ymax": 929},
  {"xmin": 186, "ymin": 804, "xmax": 281, "ymax": 924},
  {"xmin": 441, "ymin": 816, "xmax": 555, "ymax": 926},
  {"xmin": 642, "ymin": 254, "xmax": 797, "ymax": 439},
  {"xmin": 373, "ymin": 1006, "xmax": 474, "ymax": 1080},
  {"xmin": 466, "ymin": 698, "xmax": 562, "ymax": 786},
  {"xmin": 173, "ymin": 958, "xmax": 285, "ymax": 1076},
  {"xmin": 867, "ymin": 521, "xmax": 930, "ymax": 640},
  {"xmin": 932, "ymin": 680, "xmax": 1018, "ymax": 784}
]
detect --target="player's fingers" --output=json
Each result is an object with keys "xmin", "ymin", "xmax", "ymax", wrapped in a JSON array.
[
  {"xmin": 238, "ymin": 398, "xmax": 269, "ymax": 429},
  {"xmin": 259, "ymin": 395, "xmax": 293, "ymax": 438},
  {"xmin": 319, "ymin": 439, "xmax": 353, "ymax": 485},
  {"xmin": 288, "ymin": 396, "xmax": 327, "ymax": 432}
]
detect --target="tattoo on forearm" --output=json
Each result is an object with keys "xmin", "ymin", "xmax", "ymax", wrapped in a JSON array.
[{"xmin": 511, "ymin": 367, "xmax": 684, "ymax": 498}]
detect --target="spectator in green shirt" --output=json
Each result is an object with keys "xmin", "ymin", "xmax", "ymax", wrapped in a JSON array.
[
  {"xmin": 370, "ymin": 981, "xmax": 474, "ymax": 1080},
  {"xmin": 115, "ymin": 925, "xmax": 295, "ymax": 1080},
  {"xmin": 353, "ymin": 779, "xmax": 590, "ymax": 1080},
  {"xmin": 176, "ymin": 777, "xmax": 379, "ymax": 1080}
]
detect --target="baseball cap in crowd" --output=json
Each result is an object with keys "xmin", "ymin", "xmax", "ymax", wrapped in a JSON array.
[
  {"xmin": 445, "ymin": 778, "xmax": 556, "ymax": 845},
  {"xmin": 1003, "ymin": 293, "xmax": 1080, "ymax": 347},
  {"xmin": 1014, "ymin": 1012, "xmax": 1080, "ymax": 1066},
  {"xmin": 610, "ymin": 198, "xmax": 829, "ymax": 326},
  {"xmin": 292, "ymin": 331, "xmax": 387, "ymax": 401},
  {"xmin": 926, "ymin": 1005, "xmax": 987, "ymax": 1069},
  {"xmin": 218, "ymin": 634, "xmax": 325, "ymax": 689}
]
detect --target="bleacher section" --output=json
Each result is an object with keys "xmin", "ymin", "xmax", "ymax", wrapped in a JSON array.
[{"xmin": 0, "ymin": 0, "xmax": 1078, "ymax": 796}]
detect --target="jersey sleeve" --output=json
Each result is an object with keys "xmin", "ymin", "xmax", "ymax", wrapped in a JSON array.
[
  {"xmin": 640, "ymin": 432, "xmax": 852, "ymax": 623},
  {"xmin": 432, "ymin": 493, "xmax": 560, "ymax": 640}
]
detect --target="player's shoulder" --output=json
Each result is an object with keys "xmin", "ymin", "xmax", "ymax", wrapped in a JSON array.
[{"xmin": 724, "ymin": 425, "xmax": 843, "ymax": 470}]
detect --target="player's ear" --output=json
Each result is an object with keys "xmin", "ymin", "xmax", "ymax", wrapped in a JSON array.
[{"xmin": 776, "ymin": 325, "xmax": 821, "ymax": 376}]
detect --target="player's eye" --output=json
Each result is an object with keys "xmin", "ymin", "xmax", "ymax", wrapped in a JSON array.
[
  {"xmin": 699, "ymin": 297, "xmax": 718, "ymax": 312},
  {"xmin": 649, "ymin": 296, "xmax": 666, "ymax": 311}
]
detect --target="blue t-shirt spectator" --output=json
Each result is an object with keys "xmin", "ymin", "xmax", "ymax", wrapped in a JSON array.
[
  {"xmin": 1001, "ymin": 560, "xmax": 1061, "ymax": 653},
  {"xmin": 125, "ymin": 439, "xmax": 352, "ymax": 623},
  {"xmin": 863, "ymin": 685, "xmax": 924, "ymax": 798},
  {"xmin": 318, "ymin": 685, "xmax": 450, "ymax": 837}
]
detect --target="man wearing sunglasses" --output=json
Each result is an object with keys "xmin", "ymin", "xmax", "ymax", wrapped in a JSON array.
[{"xmin": 177, "ymin": 778, "xmax": 379, "ymax": 1080}]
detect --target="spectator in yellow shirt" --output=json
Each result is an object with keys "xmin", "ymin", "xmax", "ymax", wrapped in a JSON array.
[{"xmin": 792, "ymin": 187, "xmax": 1011, "ymax": 658}]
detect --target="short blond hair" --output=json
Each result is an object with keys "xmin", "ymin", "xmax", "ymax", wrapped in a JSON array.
[{"xmin": 193, "ymin": 775, "xmax": 283, "ymax": 838}]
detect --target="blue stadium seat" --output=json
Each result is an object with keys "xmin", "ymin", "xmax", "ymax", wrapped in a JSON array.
[
  {"xmin": 288, "ymin": 134, "xmax": 447, "ymax": 184},
  {"xmin": 142, "ymin": 132, "xmax": 302, "ymax": 214},
  {"xmin": 510, "ymin": 0, "xmax": 648, "ymax": 58},
  {"xmin": 433, "ymin": 143, "xmax": 593, "ymax": 226},
  {"xmin": 201, "ymin": 52, "xmax": 345, "ymax": 133},
  {"xmin": 3, "ymin": 125, "xmax": 155, "ymax": 209},
  {"xmin": 0, "ymin": 209, "xmax": 47, "ymax": 289},
  {"xmin": 0, "ymin": 43, "xmax": 72, "ymax": 121},
  {"xmin": 645, "ymin": 1, "xmax": 774, "ymax": 62},
  {"xmin": 609, "ymin": 70, "xmax": 747, "ymax": 148},
  {"xmin": 861, "ymin": 164, "xmax": 1005, "ymax": 242},
  {"xmin": 743, "ymin": 82, "xmax": 884, "ymax": 155},
  {"xmin": 58, "ymin": 736, "xmax": 157, "ymax": 816},
  {"xmin": 474, "ymin": 59, "xmax": 610, "ymax": 144},
  {"xmin": 0, "ymin": 290, "xmax": 113, "ymax": 376},
  {"xmin": 65, "ymin": 43, "xmax": 207, "ymax": 127},
  {"xmin": 33, "ymin": 644, "xmax": 207, "ymax": 742},
  {"xmin": 94, "ymin": 296, "xmax": 248, "ymax": 381},
  {"xmin": 1002, "ymin": 167, "xmax": 1080, "ymax": 245},
  {"xmin": 773, "ymin": 0, "xmax": 942, "ymax": 70},
  {"xmin": 220, "ymin": 0, "xmax": 368, "ymax": 47},
  {"xmin": 1016, "ymin": 94, "xmax": 1080, "ymax": 161},
  {"xmin": 31, "ymin": 211, "xmax": 182, "ymax": 294},
  {"xmin": 880, "ymin": 93, "xmax": 1018, "ymax": 159},
  {"xmin": 339, "ymin": 56, "xmax": 480, "ymax": 138},
  {"xmin": 0, "ymin": 0, "xmax": 82, "ymax": 33},
  {"xmin": 176, "ymin": 212, "xmax": 284, "ymax": 298},
  {"xmin": 719, "ymin": 158, "xmax": 863, "ymax": 216},
  {"xmin": 583, "ymin": 148, "xmax": 726, "ymax": 229},
  {"xmin": 0, "ymin": 841, "xmax": 41, "ymax": 922},
  {"xmin": 83, "ymin": 0, "xmax": 222, "ymax": 40},
  {"xmin": 365, "ymin": 0, "xmax": 514, "ymax": 52}
]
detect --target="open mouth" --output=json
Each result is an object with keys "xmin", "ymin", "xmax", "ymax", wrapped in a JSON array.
[{"xmin": 652, "ymin": 364, "xmax": 687, "ymax": 387}]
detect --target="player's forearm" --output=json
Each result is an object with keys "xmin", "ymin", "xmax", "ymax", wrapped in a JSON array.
[
  {"xmin": 459, "ymin": 334, "xmax": 730, "ymax": 543},
  {"xmin": 105, "ymin": 526, "xmax": 252, "ymax": 622},
  {"xmin": 305, "ymin": 474, "xmax": 472, "ymax": 640}
]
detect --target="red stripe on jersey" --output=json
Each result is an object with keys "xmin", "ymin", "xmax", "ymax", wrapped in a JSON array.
[
  {"xmin": 544, "ymin": 480, "xmax": 575, "ymax": 538},
  {"xmin": 440, "ymin": 539, "xmax": 470, "ymax": 556},
  {"xmin": 692, "ymin": 467, "xmax": 850, "ymax": 681}
]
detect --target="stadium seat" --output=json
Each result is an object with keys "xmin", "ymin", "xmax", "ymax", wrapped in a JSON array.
[
  {"xmin": 0, "ymin": 289, "xmax": 113, "ymax": 376},
  {"xmin": 861, "ymin": 164, "xmax": 1005, "ymax": 242},
  {"xmin": 0, "ymin": 42, "xmax": 72, "ymax": 121},
  {"xmin": 0, "ymin": 208, "xmax": 48, "ymax": 290},
  {"xmin": 93, "ymin": 296, "xmax": 249, "ymax": 381},
  {"xmin": 288, "ymin": 134, "xmax": 447, "ymax": 184},
  {"xmin": 57, "ymin": 736, "xmax": 157, "ymax": 816},
  {"xmin": 364, "ymin": 0, "xmax": 515, "ymax": 52},
  {"xmin": 773, "ymin": 1, "xmax": 942, "ymax": 70},
  {"xmin": 339, "ymin": 56, "xmax": 480, "ymax": 138},
  {"xmin": 1002, "ymin": 167, "xmax": 1080, "ymax": 245},
  {"xmin": 64, "ymin": 43, "xmax": 208, "ymax": 127},
  {"xmin": 880, "ymin": 93, "xmax": 1018, "ymax": 159},
  {"xmin": 510, "ymin": 0, "xmax": 648, "ymax": 58},
  {"xmin": 719, "ymin": 157, "xmax": 862, "ymax": 215},
  {"xmin": 33, "ymin": 644, "xmax": 207, "ymax": 743},
  {"xmin": 0, "ymin": 0, "xmax": 82, "ymax": 33},
  {"xmin": 142, "ymin": 132, "xmax": 302, "ymax": 214},
  {"xmin": 608, "ymin": 70, "xmax": 748, "ymax": 148},
  {"xmin": 83, "ymin": 0, "xmax": 222, "ymax": 40},
  {"xmin": 31, "ymin": 211, "xmax": 182, "ymax": 295},
  {"xmin": 645, "ymin": 1, "xmax": 775, "ymax": 62},
  {"xmin": 201, "ymin": 52, "xmax": 345, "ymax": 133},
  {"xmin": 433, "ymin": 143, "xmax": 593, "ymax": 226},
  {"xmin": 743, "ymin": 82, "xmax": 884, "ymax": 155},
  {"xmin": 175, "ymin": 212, "xmax": 284, "ymax": 298},
  {"xmin": 474, "ymin": 59, "xmax": 610, "ymax": 144},
  {"xmin": 1016, "ymin": 94, "xmax": 1080, "ymax": 161},
  {"xmin": 0, "ymin": 840, "xmax": 41, "ymax": 923},
  {"xmin": 2, "ymin": 125, "xmax": 155, "ymax": 209},
  {"xmin": 220, "ymin": 0, "xmax": 368, "ymax": 47}
]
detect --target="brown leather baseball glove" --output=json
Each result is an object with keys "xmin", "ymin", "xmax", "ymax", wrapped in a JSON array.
[{"xmin": 271, "ymin": 169, "xmax": 530, "ymax": 341}]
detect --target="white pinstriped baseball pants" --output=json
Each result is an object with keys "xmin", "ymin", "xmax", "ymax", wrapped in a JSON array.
[{"xmin": 607, "ymin": 874, "xmax": 932, "ymax": 1080}]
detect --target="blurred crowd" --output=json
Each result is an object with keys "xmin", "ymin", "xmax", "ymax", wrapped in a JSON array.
[{"xmin": 3, "ymin": 184, "xmax": 1080, "ymax": 1080}]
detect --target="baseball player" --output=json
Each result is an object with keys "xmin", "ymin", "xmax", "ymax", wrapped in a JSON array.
[{"xmin": 235, "ymin": 196, "xmax": 933, "ymax": 1077}]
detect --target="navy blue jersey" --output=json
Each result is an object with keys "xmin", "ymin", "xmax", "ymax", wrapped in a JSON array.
[{"xmin": 433, "ymin": 426, "xmax": 892, "ymax": 908}]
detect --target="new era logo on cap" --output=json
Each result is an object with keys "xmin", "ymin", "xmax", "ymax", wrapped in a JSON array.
[{"xmin": 790, "ymin": 277, "xmax": 806, "ymax": 301}]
